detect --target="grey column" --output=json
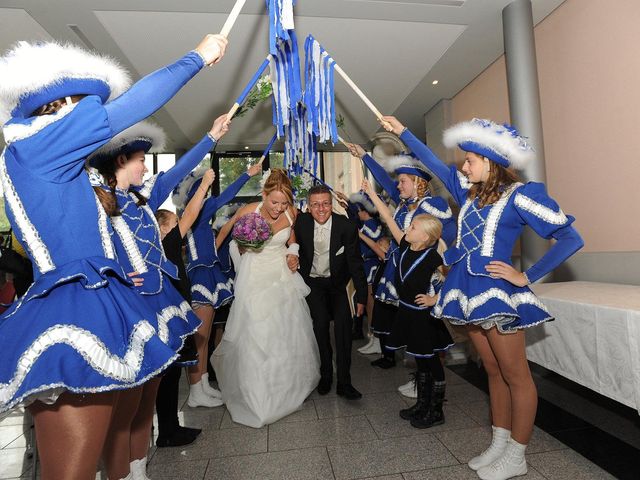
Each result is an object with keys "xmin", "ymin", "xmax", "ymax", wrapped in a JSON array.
[{"xmin": 503, "ymin": 0, "xmax": 550, "ymax": 280}]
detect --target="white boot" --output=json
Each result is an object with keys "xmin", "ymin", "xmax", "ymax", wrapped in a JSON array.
[
  {"xmin": 187, "ymin": 380, "xmax": 223, "ymax": 408},
  {"xmin": 468, "ymin": 425, "xmax": 511, "ymax": 470},
  {"xmin": 398, "ymin": 380, "xmax": 417, "ymax": 398},
  {"xmin": 477, "ymin": 437, "xmax": 527, "ymax": 480},
  {"xmin": 357, "ymin": 336, "xmax": 375, "ymax": 354},
  {"xmin": 201, "ymin": 372, "xmax": 222, "ymax": 399},
  {"xmin": 130, "ymin": 457, "xmax": 150, "ymax": 480},
  {"xmin": 358, "ymin": 337, "xmax": 381, "ymax": 354}
]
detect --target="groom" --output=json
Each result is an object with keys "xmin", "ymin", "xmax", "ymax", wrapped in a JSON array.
[{"xmin": 294, "ymin": 185, "xmax": 368, "ymax": 399}]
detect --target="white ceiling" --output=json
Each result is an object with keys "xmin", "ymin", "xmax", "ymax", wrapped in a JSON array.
[{"xmin": 0, "ymin": 0, "xmax": 565, "ymax": 152}]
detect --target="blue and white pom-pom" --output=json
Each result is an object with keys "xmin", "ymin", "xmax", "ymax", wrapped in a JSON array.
[
  {"xmin": 349, "ymin": 192, "xmax": 377, "ymax": 214},
  {"xmin": 443, "ymin": 118, "xmax": 535, "ymax": 169}
]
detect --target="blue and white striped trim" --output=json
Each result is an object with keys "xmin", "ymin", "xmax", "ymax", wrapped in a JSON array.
[
  {"xmin": 420, "ymin": 199, "xmax": 452, "ymax": 220},
  {"xmin": 93, "ymin": 192, "xmax": 116, "ymax": 260},
  {"xmin": 360, "ymin": 224, "xmax": 382, "ymax": 239},
  {"xmin": 0, "ymin": 152, "xmax": 55, "ymax": 273},
  {"xmin": 434, "ymin": 287, "xmax": 547, "ymax": 319},
  {"xmin": 191, "ymin": 278, "xmax": 234, "ymax": 308},
  {"xmin": 456, "ymin": 171, "xmax": 473, "ymax": 190},
  {"xmin": 0, "ymin": 320, "xmax": 156, "ymax": 405},
  {"xmin": 480, "ymin": 183, "xmax": 521, "ymax": 257},
  {"xmin": 138, "ymin": 174, "xmax": 158, "ymax": 199},
  {"xmin": 155, "ymin": 301, "xmax": 194, "ymax": 344},
  {"xmin": 514, "ymin": 192, "xmax": 568, "ymax": 225},
  {"xmin": 111, "ymin": 216, "xmax": 148, "ymax": 273},
  {"xmin": 186, "ymin": 231, "xmax": 199, "ymax": 262},
  {"xmin": 2, "ymin": 103, "xmax": 76, "ymax": 145}
]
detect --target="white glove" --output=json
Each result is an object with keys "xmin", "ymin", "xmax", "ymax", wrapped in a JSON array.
[{"xmin": 286, "ymin": 243, "xmax": 300, "ymax": 257}]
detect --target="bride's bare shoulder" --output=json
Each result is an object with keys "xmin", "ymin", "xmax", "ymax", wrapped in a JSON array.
[{"xmin": 236, "ymin": 202, "xmax": 259, "ymax": 217}]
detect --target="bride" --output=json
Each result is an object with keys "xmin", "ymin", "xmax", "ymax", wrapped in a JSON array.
[{"xmin": 212, "ymin": 169, "xmax": 320, "ymax": 428}]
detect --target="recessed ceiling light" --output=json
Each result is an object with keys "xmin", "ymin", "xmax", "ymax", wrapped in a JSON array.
[
  {"xmin": 244, "ymin": 146, "xmax": 250, "ymax": 150},
  {"xmin": 432, "ymin": 80, "xmax": 439, "ymax": 85}
]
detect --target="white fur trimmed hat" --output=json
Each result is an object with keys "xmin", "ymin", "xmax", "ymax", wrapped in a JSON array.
[
  {"xmin": 0, "ymin": 41, "xmax": 131, "ymax": 125},
  {"xmin": 88, "ymin": 121, "xmax": 166, "ymax": 167},
  {"xmin": 442, "ymin": 118, "xmax": 534, "ymax": 169},
  {"xmin": 172, "ymin": 164, "xmax": 210, "ymax": 211},
  {"xmin": 349, "ymin": 191, "xmax": 377, "ymax": 214},
  {"xmin": 383, "ymin": 154, "xmax": 432, "ymax": 181}
]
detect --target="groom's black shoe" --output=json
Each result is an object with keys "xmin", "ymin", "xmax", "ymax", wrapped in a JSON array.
[
  {"xmin": 317, "ymin": 378, "xmax": 332, "ymax": 395},
  {"xmin": 336, "ymin": 384, "xmax": 362, "ymax": 400}
]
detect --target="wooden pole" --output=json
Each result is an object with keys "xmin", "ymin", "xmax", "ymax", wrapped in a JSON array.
[{"xmin": 220, "ymin": 0, "xmax": 247, "ymax": 37}]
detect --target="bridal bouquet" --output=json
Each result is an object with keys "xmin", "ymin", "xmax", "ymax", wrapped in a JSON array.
[{"xmin": 232, "ymin": 213, "xmax": 272, "ymax": 250}]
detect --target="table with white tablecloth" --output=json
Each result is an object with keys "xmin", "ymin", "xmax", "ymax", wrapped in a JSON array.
[{"xmin": 525, "ymin": 281, "xmax": 640, "ymax": 414}]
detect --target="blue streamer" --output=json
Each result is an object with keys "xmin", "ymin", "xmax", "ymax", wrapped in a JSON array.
[{"xmin": 235, "ymin": 58, "xmax": 270, "ymax": 106}]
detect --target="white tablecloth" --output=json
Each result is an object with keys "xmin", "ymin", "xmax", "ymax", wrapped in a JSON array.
[{"xmin": 526, "ymin": 281, "xmax": 640, "ymax": 414}]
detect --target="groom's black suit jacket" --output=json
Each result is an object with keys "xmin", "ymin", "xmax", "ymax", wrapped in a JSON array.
[{"xmin": 295, "ymin": 212, "xmax": 368, "ymax": 305}]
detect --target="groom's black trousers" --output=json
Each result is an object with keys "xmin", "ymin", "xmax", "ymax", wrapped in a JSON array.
[{"xmin": 306, "ymin": 276, "xmax": 352, "ymax": 385}]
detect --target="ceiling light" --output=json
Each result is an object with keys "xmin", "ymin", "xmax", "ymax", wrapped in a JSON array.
[
  {"xmin": 244, "ymin": 146, "xmax": 250, "ymax": 150},
  {"xmin": 432, "ymin": 80, "xmax": 439, "ymax": 85}
]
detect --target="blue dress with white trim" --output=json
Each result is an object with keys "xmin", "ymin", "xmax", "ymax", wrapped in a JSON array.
[
  {"xmin": 400, "ymin": 128, "xmax": 584, "ymax": 331},
  {"xmin": 186, "ymin": 173, "xmax": 251, "ymax": 309},
  {"xmin": 344, "ymin": 202, "xmax": 383, "ymax": 285},
  {"xmin": 361, "ymin": 153, "xmax": 455, "ymax": 306},
  {"xmin": 107, "ymin": 134, "xmax": 221, "ymax": 352},
  {"xmin": 0, "ymin": 51, "xmax": 207, "ymax": 413}
]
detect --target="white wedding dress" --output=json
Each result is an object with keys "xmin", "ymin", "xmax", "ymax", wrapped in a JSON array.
[{"xmin": 212, "ymin": 209, "xmax": 320, "ymax": 428}]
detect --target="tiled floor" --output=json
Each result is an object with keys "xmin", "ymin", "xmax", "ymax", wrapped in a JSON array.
[{"xmin": 0, "ymin": 341, "xmax": 629, "ymax": 480}]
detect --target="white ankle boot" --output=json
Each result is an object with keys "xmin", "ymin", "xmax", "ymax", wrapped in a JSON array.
[
  {"xmin": 201, "ymin": 373, "xmax": 222, "ymax": 399},
  {"xmin": 187, "ymin": 380, "xmax": 223, "ymax": 408},
  {"xmin": 357, "ymin": 336, "xmax": 375, "ymax": 354},
  {"xmin": 358, "ymin": 337, "xmax": 381, "ymax": 354},
  {"xmin": 477, "ymin": 437, "xmax": 528, "ymax": 480},
  {"xmin": 130, "ymin": 457, "xmax": 150, "ymax": 480},
  {"xmin": 468, "ymin": 426, "xmax": 511, "ymax": 470}
]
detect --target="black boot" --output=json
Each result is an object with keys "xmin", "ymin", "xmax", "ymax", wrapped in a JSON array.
[
  {"xmin": 399, "ymin": 372, "xmax": 422, "ymax": 420},
  {"xmin": 410, "ymin": 379, "xmax": 446, "ymax": 429},
  {"xmin": 352, "ymin": 315, "xmax": 365, "ymax": 340}
]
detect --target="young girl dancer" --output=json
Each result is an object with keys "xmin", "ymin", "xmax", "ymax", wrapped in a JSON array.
[
  {"xmin": 363, "ymin": 180, "xmax": 453, "ymax": 429},
  {"xmin": 90, "ymin": 116, "xmax": 230, "ymax": 479},
  {"xmin": 382, "ymin": 115, "xmax": 583, "ymax": 480},
  {"xmin": 346, "ymin": 143, "xmax": 454, "ymax": 370},
  {"xmin": 0, "ymin": 35, "xmax": 227, "ymax": 479},
  {"xmin": 172, "ymin": 162, "xmax": 261, "ymax": 407}
]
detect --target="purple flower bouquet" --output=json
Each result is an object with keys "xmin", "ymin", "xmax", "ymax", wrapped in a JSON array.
[{"xmin": 232, "ymin": 212, "xmax": 273, "ymax": 251}]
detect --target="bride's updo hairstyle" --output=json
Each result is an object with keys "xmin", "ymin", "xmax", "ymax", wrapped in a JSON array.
[{"xmin": 263, "ymin": 168, "xmax": 294, "ymax": 205}]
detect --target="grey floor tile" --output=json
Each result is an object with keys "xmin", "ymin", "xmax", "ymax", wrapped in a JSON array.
[
  {"xmin": 178, "ymin": 405, "xmax": 226, "ymax": 430},
  {"xmin": 3, "ymin": 435, "xmax": 26, "ymax": 450},
  {"xmin": 219, "ymin": 410, "xmax": 269, "ymax": 430},
  {"xmin": 327, "ymin": 434, "xmax": 458, "ymax": 480},
  {"xmin": 455, "ymin": 399, "xmax": 492, "ymax": 426},
  {"xmin": 314, "ymin": 392, "xmax": 407, "ymax": 419},
  {"xmin": 357, "ymin": 476, "xmax": 402, "ymax": 480},
  {"xmin": 203, "ymin": 446, "xmax": 334, "ymax": 480},
  {"xmin": 268, "ymin": 415, "xmax": 377, "ymax": 451},
  {"xmin": 366, "ymin": 404, "xmax": 479, "ymax": 439},
  {"xmin": 150, "ymin": 425, "xmax": 267, "ymax": 464},
  {"xmin": 435, "ymin": 425, "xmax": 567, "ymax": 464},
  {"xmin": 146, "ymin": 459, "xmax": 209, "ymax": 479},
  {"xmin": 444, "ymin": 383, "xmax": 488, "ymax": 405},
  {"xmin": 402, "ymin": 463, "xmax": 546, "ymax": 480},
  {"xmin": 0, "ymin": 425, "xmax": 24, "ymax": 449},
  {"xmin": 527, "ymin": 449, "xmax": 617, "ymax": 480},
  {"xmin": 0, "ymin": 448, "xmax": 31, "ymax": 478}
]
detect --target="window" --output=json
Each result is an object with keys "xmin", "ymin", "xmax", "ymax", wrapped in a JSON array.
[{"xmin": 213, "ymin": 151, "xmax": 281, "ymax": 201}]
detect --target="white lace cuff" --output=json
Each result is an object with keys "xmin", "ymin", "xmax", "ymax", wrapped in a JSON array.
[{"xmin": 286, "ymin": 243, "xmax": 300, "ymax": 256}]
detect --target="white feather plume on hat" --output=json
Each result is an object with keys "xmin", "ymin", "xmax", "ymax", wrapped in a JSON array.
[
  {"xmin": 349, "ymin": 192, "xmax": 377, "ymax": 214},
  {"xmin": 212, "ymin": 203, "xmax": 243, "ymax": 230},
  {"xmin": 90, "ymin": 121, "xmax": 166, "ymax": 160},
  {"xmin": 0, "ymin": 41, "xmax": 131, "ymax": 125},
  {"xmin": 382, "ymin": 155, "xmax": 428, "ymax": 175},
  {"xmin": 172, "ymin": 164, "xmax": 210, "ymax": 211},
  {"xmin": 442, "ymin": 118, "xmax": 535, "ymax": 169}
]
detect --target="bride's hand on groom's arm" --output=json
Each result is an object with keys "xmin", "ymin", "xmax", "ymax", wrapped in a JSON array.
[{"xmin": 286, "ymin": 254, "xmax": 299, "ymax": 272}]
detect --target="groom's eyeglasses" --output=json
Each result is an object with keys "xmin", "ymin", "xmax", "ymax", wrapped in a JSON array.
[{"xmin": 309, "ymin": 201, "xmax": 332, "ymax": 209}]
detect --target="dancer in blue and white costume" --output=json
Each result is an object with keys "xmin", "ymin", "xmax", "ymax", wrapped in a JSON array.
[
  {"xmin": 0, "ymin": 35, "xmax": 227, "ymax": 480},
  {"xmin": 90, "ymin": 115, "xmax": 234, "ymax": 478},
  {"xmin": 381, "ymin": 115, "xmax": 583, "ymax": 480},
  {"xmin": 173, "ymin": 163, "xmax": 261, "ymax": 408},
  {"xmin": 341, "ymin": 191, "xmax": 382, "ymax": 342},
  {"xmin": 346, "ymin": 143, "xmax": 455, "ymax": 368}
]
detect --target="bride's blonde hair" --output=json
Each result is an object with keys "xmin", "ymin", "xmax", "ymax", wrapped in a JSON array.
[{"xmin": 263, "ymin": 168, "xmax": 293, "ymax": 205}]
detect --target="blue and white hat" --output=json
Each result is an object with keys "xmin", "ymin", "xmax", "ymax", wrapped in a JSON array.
[
  {"xmin": 383, "ymin": 154, "xmax": 432, "ymax": 181},
  {"xmin": 443, "ymin": 118, "xmax": 534, "ymax": 169},
  {"xmin": 349, "ymin": 191, "xmax": 377, "ymax": 214},
  {"xmin": 172, "ymin": 164, "xmax": 210, "ymax": 212},
  {"xmin": 88, "ymin": 121, "xmax": 166, "ymax": 168},
  {"xmin": 0, "ymin": 41, "xmax": 131, "ymax": 125}
]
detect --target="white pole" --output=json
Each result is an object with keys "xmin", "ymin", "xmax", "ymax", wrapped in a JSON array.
[{"xmin": 220, "ymin": 0, "xmax": 247, "ymax": 38}]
